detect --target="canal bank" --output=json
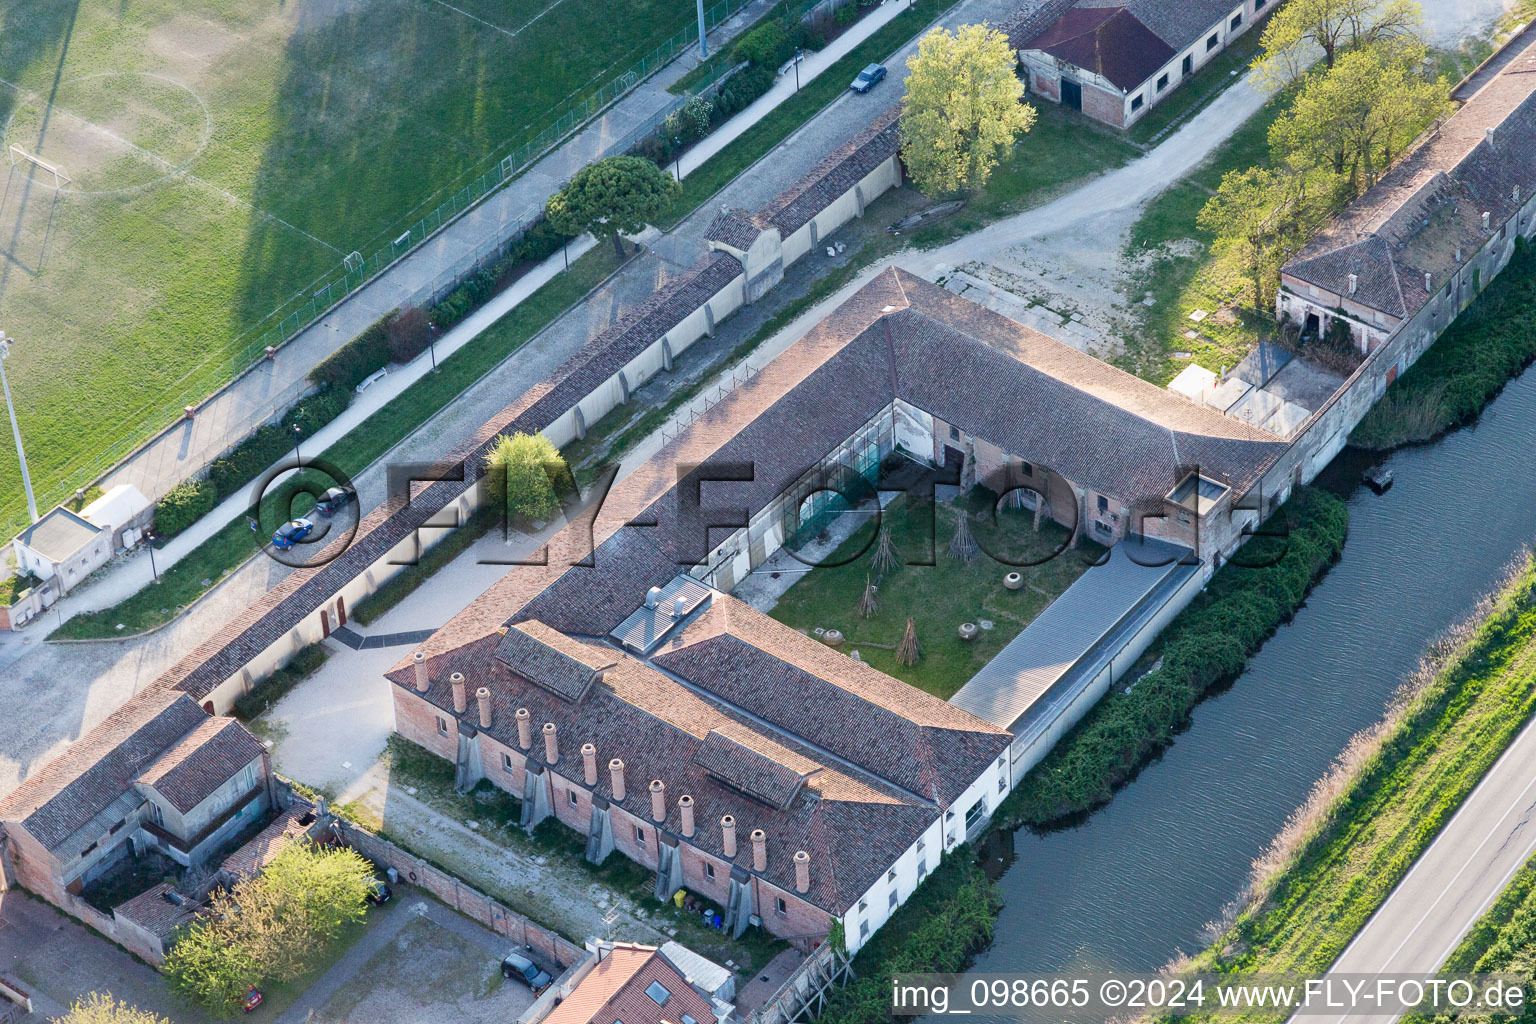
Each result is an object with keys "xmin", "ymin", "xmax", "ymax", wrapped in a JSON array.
[{"xmin": 963, "ymin": 350, "xmax": 1536, "ymax": 1016}]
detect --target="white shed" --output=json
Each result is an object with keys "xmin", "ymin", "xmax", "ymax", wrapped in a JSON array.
[{"xmin": 81, "ymin": 484, "xmax": 152, "ymax": 549}]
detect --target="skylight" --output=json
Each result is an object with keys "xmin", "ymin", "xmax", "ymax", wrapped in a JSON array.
[{"xmin": 646, "ymin": 981, "xmax": 671, "ymax": 1005}]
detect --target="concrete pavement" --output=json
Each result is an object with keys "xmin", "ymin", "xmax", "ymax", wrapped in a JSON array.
[{"xmin": 1305, "ymin": 700, "xmax": 1536, "ymax": 1024}]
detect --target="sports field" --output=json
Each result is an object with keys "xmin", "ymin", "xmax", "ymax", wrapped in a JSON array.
[{"xmin": 0, "ymin": 0, "xmax": 698, "ymax": 536}]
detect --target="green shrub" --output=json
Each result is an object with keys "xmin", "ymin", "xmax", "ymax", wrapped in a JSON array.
[
  {"xmin": 997, "ymin": 487, "xmax": 1349, "ymax": 829},
  {"xmin": 835, "ymin": 4, "xmax": 857, "ymax": 26},
  {"xmin": 386, "ymin": 306, "xmax": 433, "ymax": 363},
  {"xmin": 484, "ymin": 431, "xmax": 576, "ymax": 525},
  {"xmin": 206, "ymin": 386, "xmax": 351, "ymax": 500},
  {"xmin": 232, "ymin": 643, "xmax": 329, "ymax": 720},
  {"xmin": 309, "ymin": 318, "xmax": 391, "ymax": 391},
  {"xmin": 733, "ymin": 19, "xmax": 793, "ymax": 68},
  {"xmin": 153, "ymin": 479, "xmax": 217, "ymax": 536}
]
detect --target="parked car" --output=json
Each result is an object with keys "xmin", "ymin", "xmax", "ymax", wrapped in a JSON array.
[
  {"xmin": 501, "ymin": 950, "xmax": 553, "ymax": 992},
  {"xmin": 365, "ymin": 878, "xmax": 392, "ymax": 905},
  {"xmin": 850, "ymin": 63, "xmax": 886, "ymax": 93},
  {"xmin": 271, "ymin": 518, "xmax": 315, "ymax": 550},
  {"xmin": 314, "ymin": 486, "xmax": 354, "ymax": 518},
  {"xmin": 242, "ymin": 987, "xmax": 264, "ymax": 1014}
]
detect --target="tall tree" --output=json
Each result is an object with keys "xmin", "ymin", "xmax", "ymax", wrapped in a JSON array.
[
  {"xmin": 545, "ymin": 155, "xmax": 681, "ymax": 257},
  {"xmin": 1269, "ymin": 39, "xmax": 1448, "ymax": 188},
  {"xmin": 1197, "ymin": 167, "xmax": 1306, "ymax": 312},
  {"xmin": 899, "ymin": 23, "xmax": 1036, "ymax": 197},
  {"xmin": 485, "ymin": 431, "xmax": 575, "ymax": 526},
  {"xmin": 52, "ymin": 994, "xmax": 171, "ymax": 1024},
  {"xmin": 1251, "ymin": 0, "xmax": 1424, "ymax": 91}
]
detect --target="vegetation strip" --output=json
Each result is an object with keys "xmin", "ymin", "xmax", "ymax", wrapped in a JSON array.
[{"xmin": 1162, "ymin": 552, "xmax": 1536, "ymax": 1023}]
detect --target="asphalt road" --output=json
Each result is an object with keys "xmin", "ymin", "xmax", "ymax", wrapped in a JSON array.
[{"xmin": 1306, "ymin": 708, "xmax": 1536, "ymax": 1024}]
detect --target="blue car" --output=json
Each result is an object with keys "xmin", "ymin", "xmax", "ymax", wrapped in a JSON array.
[
  {"xmin": 850, "ymin": 63, "xmax": 886, "ymax": 93},
  {"xmin": 272, "ymin": 518, "xmax": 315, "ymax": 550}
]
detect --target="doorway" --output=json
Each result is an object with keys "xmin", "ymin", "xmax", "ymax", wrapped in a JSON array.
[{"xmin": 1060, "ymin": 77, "xmax": 1082, "ymax": 110}]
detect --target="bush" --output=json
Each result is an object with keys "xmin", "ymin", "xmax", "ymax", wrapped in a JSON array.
[
  {"xmin": 233, "ymin": 643, "xmax": 329, "ymax": 720},
  {"xmin": 996, "ymin": 487, "xmax": 1350, "ymax": 829},
  {"xmin": 206, "ymin": 386, "xmax": 350, "ymax": 501},
  {"xmin": 308, "ymin": 318, "xmax": 390, "ymax": 391},
  {"xmin": 835, "ymin": 4, "xmax": 857, "ymax": 25},
  {"xmin": 154, "ymin": 479, "xmax": 217, "ymax": 536},
  {"xmin": 386, "ymin": 306, "xmax": 433, "ymax": 363},
  {"xmin": 732, "ymin": 19, "xmax": 793, "ymax": 68}
]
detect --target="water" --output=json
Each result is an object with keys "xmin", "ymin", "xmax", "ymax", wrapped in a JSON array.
[{"xmin": 971, "ymin": 362, "xmax": 1536, "ymax": 1010}]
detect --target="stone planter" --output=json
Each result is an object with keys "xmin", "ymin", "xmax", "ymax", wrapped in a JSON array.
[
  {"xmin": 958, "ymin": 622, "xmax": 978, "ymax": 641},
  {"xmin": 823, "ymin": 629, "xmax": 845, "ymax": 647},
  {"xmin": 1003, "ymin": 572, "xmax": 1023, "ymax": 590}
]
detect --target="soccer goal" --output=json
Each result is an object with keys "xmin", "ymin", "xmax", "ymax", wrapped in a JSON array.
[{"xmin": 8, "ymin": 145, "xmax": 71, "ymax": 188}]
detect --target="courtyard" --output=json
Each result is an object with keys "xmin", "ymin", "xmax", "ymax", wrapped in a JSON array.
[{"xmin": 755, "ymin": 489, "xmax": 1103, "ymax": 700}]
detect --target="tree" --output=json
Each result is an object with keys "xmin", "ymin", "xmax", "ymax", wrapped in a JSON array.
[
  {"xmin": 1197, "ymin": 167, "xmax": 1305, "ymax": 312},
  {"xmin": 164, "ymin": 897, "xmax": 263, "ymax": 1014},
  {"xmin": 52, "ymin": 994, "xmax": 171, "ymax": 1024},
  {"xmin": 485, "ymin": 431, "xmax": 575, "ymax": 526},
  {"xmin": 1251, "ymin": 0, "xmax": 1424, "ymax": 91},
  {"xmin": 1269, "ymin": 39, "xmax": 1448, "ymax": 188},
  {"xmin": 545, "ymin": 155, "xmax": 680, "ymax": 257},
  {"xmin": 899, "ymin": 23, "xmax": 1036, "ymax": 196}
]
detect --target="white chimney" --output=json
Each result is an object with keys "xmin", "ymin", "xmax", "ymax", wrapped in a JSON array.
[
  {"xmin": 721, "ymin": 815, "xmax": 737, "ymax": 857},
  {"xmin": 1483, "ymin": 211, "xmax": 1491, "ymax": 230},
  {"xmin": 794, "ymin": 849, "xmax": 810, "ymax": 894},
  {"xmin": 450, "ymin": 672, "xmax": 466, "ymax": 714},
  {"xmin": 649, "ymin": 779, "xmax": 666, "ymax": 823},
  {"xmin": 679, "ymin": 794, "xmax": 696, "ymax": 837},
  {"xmin": 412, "ymin": 651, "xmax": 429, "ymax": 693},
  {"xmin": 582, "ymin": 743, "xmax": 598, "ymax": 786},
  {"xmin": 476, "ymin": 687, "xmax": 492, "ymax": 729},
  {"xmin": 542, "ymin": 722, "xmax": 558, "ymax": 765},
  {"xmin": 1347, "ymin": 273, "xmax": 1358, "ymax": 295},
  {"xmin": 609, "ymin": 758, "xmax": 627, "ymax": 801},
  {"xmin": 516, "ymin": 707, "xmax": 532, "ymax": 749},
  {"xmin": 751, "ymin": 828, "xmax": 767, "ymax": 872},
  {"xmin": 1425, "ymin": 272, "xmax": 1432, "ymax": 292},
  {"xmin": 645, "ymin": 586, "xmax": 663, "ymax": 608},
  {"xmin": 672, "ymin": 595, "xmax": 688, "ymax": 619}
]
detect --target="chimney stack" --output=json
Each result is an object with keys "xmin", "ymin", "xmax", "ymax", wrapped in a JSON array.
[
  {"xmin": 582, "ymin": 743, "xmax": 598, "ymax": 786},
  {"xmin": 476, "ymin": 687, "xmax": 492, "ymax": 728},
  {"xmin": 1347, "ymin": 273, "xmax": 1358, "ymax": 295},
  {"xmin": 794, "ymin": 849, "xmax": 810, "ymax": 894},
  {"xmin": 412, "ymin": 651, "xmax": 429, "ymax": 692},
  {"xmin": 1483, "ymin": 211, "xmax": 1491, "ymax": 230},
  {"xmin": 609, "ymin": 759, "xmax": 626, "ymax": 801},
  {"xmin": 1426, "ymin": 272, "xmax": 1432, "ymax": 292},
  {"xmin": 649, "ymin": 779, "xmax": 666, "ymax": 823},
  {"xmin": 543, "ymin": 722, "xmax": 559, "ymax": 765},
  {"xmin": 721, "ymin": 815, "xmax": 737, "ymax": 858},
  {"xmin": 679, "ymin": 794, "xmax": 696, "ymax": 837},
  {"xmin": 751, "ymin": 829, "xmax": 767, "ymax": 872},
  {"xmin": 450, "ymin": 672, "xmax": 466, "ymax": 714},
  {"xmin": 516, "ymin": 708, "xmax": 532, "ymax": 749}
]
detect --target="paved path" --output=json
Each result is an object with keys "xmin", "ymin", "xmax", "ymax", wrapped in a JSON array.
[
  {"xmin": 90, "ymin": 0, "xmax": 780, "ymax": 513},
  {"xmin": 1304, "ymin": 703, "xmax": 1536, "ymax": 1024}
]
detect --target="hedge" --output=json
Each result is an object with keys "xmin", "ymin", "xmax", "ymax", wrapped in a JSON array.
[
  {"xmin": 206, "ymin": 385, "xmax": 351, "ymax": 500},
  {"xmin": 819, "ymin": 850, "xmax": 1002, "ymax": 1024},
  {"xmin": 427, "ymin": 218, "xmax": 572, "ymax": 331},
  {"xmin": 153, "ymin": 479, "xmax": 217, "ymax": 537},
  {"xmin": 997, "ymin": 487, "xmax": 1350, "ymax": 829}
]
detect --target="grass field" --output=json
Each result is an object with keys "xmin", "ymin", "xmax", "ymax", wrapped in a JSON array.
[
  {"xmin": 768, "ymin": 493, "xmax": 1099, "ymax": 699},
  {"xmin": 0, "ymin": 0, "xmax": 701, "ymax": 537}
]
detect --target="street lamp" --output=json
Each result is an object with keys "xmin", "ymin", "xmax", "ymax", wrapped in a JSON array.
[
  {"xmin": 293, "ymin": 424, "xmax": 303, "ymax": 464},
  {"xmin": 145, "ymin": 528, "xmax": 159, "ymax": 582},
  {"xmin": 428, "ymin": 320, "xmax": 439, "ymax": 371},
  {"xmin": 0, "ymin": 332, "xmax": 38, "ymax": 523}
]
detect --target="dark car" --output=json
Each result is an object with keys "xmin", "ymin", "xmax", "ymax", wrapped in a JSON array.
[
  {"xmin": 501, "ymin": 950, "xmax": 553, "ymax": 992},
  {"xmin": 314, "ymin": 486, "xmax": 355, "ymax": 518},
  {"xmin": 850, "ymin": 63, "xmax": 886, "ymax": 93},
  {"xmin": 271, "ymin": 517, "xmax": 315, "ymax": 551},
  {"xmin": 366, "ymin": 879, "xmax": 392, "ymax": 905}
]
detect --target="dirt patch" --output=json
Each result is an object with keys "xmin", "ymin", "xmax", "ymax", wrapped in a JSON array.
[{"xmin": 146, "ymin": 17, "xmax": 243, "ymax": 65}]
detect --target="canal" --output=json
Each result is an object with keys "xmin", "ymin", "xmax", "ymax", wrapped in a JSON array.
[{"xmin": 972, "ymin": 360, "xmax": 1536, "ymax": 1011}]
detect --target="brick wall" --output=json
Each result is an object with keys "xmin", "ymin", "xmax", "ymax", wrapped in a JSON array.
[
  {"xmin": 1081, "ymin": 81, "xmax": 1126, "ymax": 127},
  {"xmin": 393, "ymin": 686, "xmax": 460, "ymax": 762}
]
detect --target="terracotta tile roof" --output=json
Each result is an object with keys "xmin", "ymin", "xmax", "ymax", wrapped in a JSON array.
[
  {"xmin": 0, "ymin": 691, "xmax": 210, "ymax": 852},
  {"xmin": 760, "ymin": 107, "xmax": 901, "ymax": 237},
  {"xmin": 136, "ymin": 717, "xmax": 266, "ymax": 813},
  {"xmin": 543, "ymin": 945, "xmax": 717, "ymax": 1024},
  {"xmin": 113, "ymin": 882, "xmax": 204, "ymax": 939},
  {"xmin": 495, "ymin": 620, "xmax": 616, "ymax": 701},
  {"xmin": 705, "ymin": 208, "xmax": 766, "ymax": 251},
  {"xmin": 1283, "ymin": 27, "xmax": 1536, "ymax": 320},
  {"xmin": 693, "ymin": 723, "xmax": 823, "ymax": 810},
  {"xmin": 220, "ymin": 804, "xmax": 319, "ymax": 880}
]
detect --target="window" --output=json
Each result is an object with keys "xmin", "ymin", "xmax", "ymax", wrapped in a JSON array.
[
  {"xmin": 646, "ymin": 981, "xmax": 672, "ymax": 1006},
  {"xmin": 437, "ymin": 717, "xmax": 448, "ymax": 735},
  {"xmin": 948, "ymin": 424, "xmax": 960, "ymax": 441},
  {"xmin": 888, "ymin": 890, "xmax": 899, "ymax": 910},
  {"xmin": 917, "ymin": 859, "xmax": 927, "ymax": 879},
  {"xmin": 776, "ymin": 896, "xmax": 788, "ymax": 917},
  {"xmin": 503, "ymin": 752, "xmax": 514, "ymax": 772},
  {"xmin": 916, "ymin": 838, "xmax": 926, "ymax": 855},
  {"xmin": 148, "ymin": 802, "xmax": 164, "ymax": 826},
  {"xmin": 858, "ymin": 899, "xmax": 868, "ymax": 913},
  {"xmin": 1207, "ymin": 32, "xmax": 1219, "ymax": 50},
  {"xmin": 998, "ymin": 775, "xmax": 1007, "ymax": 793},
  {"xmin": 109, "ymin": 819, "xmax": 126, "ymax": 835},
  {"xmin": 1130, "ymin": 94, "xmax": 1144, "ymax": 112},
  {"xmin": 1255, "ymin": 0, "xmax": 1266, "ymax": 8},
  {"xmin": 887, "ymin": 869, "xmax": 897, "ymax": 884},
  {"xmin": 1230, "ymin": 12, "xmax": 1242, "ymax": 29},
  {"xmin": 1156, "ymin": 73, "xmax": 1169, "ymax": 91},
  {"xmin": 568, "ymin": 790, "xmax": 580, "ymax": 807},
  {"xmin": 1097, "ymin": 495, "xmax": 1109, "ymax": 513},
  {"xmin": 635, "ymin": 825, "xmax": 646, "ymax": 844},
  {"xmin": 859, "ymin": 920, "xmax": 871, "ymax": 940},
  {"xmin": 1019, "ymin": 460, "xmax": 1033, "ymax": 477},
  {"xmin": 705, "ymin": 862, "xmax": 716, "ymax": 881}
]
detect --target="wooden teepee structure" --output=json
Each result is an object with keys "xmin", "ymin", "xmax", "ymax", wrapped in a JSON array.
[
  {"xmin": 857, "ymin": 576, "xmax": 880, "ymax": 618},
  {"xmin": 896, "ymin": 618, "xmax": 921, "ymax": 666},
  {"xmin": 871, "ymin": 526, "xmax": 900, "ymax": 576},
  {"xmin": 949, "ymin": 512, "xmax": 979, "ymax": 563}
]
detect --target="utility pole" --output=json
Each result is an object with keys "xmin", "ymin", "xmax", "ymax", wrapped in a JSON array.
[
  {"xmin": 697, "ymin": 0, "xmax": 708, "ymax": 59},
  {"xmin": 0, "ymin": 332, "xmax": 38, "ymax": 523}
]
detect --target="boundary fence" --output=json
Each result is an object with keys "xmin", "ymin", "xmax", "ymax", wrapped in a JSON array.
[{"xmin": 11, "ymin": 0, "xmax": 755, "ymax": 533}]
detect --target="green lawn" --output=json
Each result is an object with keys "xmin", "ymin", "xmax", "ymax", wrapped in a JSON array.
[
  {"xmin": 0, "ymin": 0, "xmax": 702, "ymax": 538},
  {"xmin": 768, "ymin": 492, "xmax": 1100, "ymax": 699}
]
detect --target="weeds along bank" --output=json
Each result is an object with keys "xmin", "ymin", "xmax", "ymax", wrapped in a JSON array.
[{"xmin": 1157, "ymin": 552, "xmax": 1536, "ymax": 1024}]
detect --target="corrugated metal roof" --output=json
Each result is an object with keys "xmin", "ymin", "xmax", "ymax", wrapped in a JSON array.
[
  {"xmin": 611, "ymin": 576, "xmax": 712, "ymax": 654},
  {"xmin": 948, "ymin": 538, "xmax": 1191, "ymax": 731}
]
